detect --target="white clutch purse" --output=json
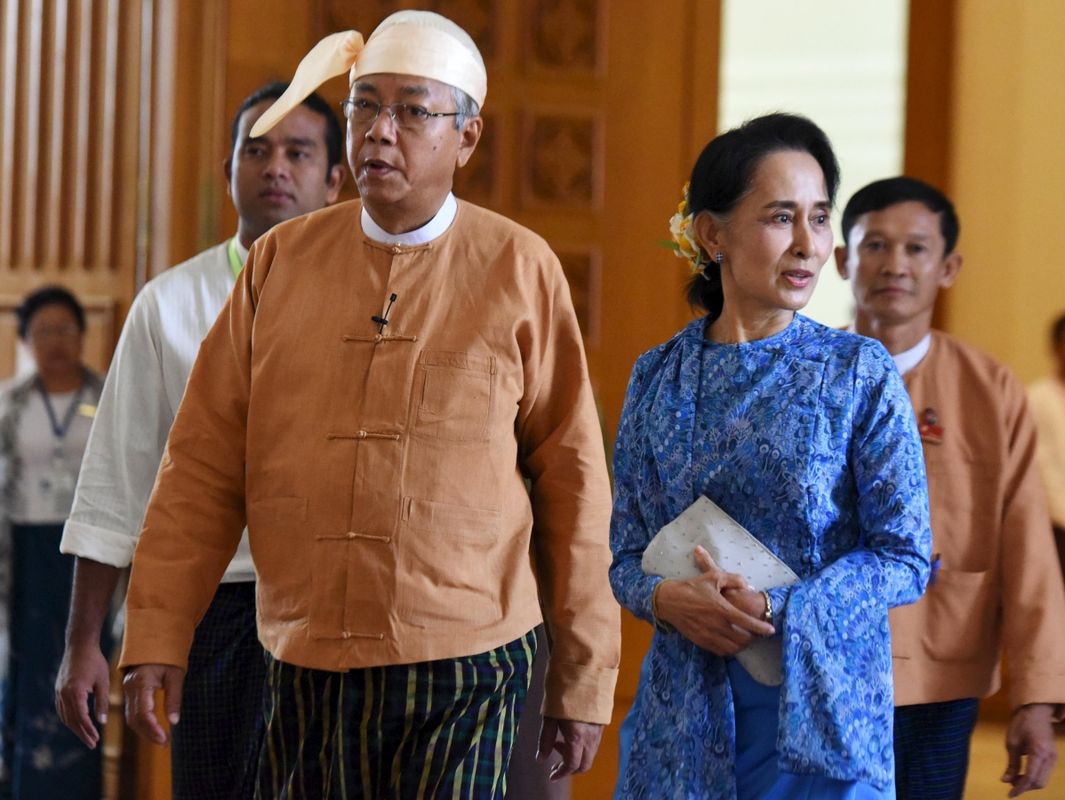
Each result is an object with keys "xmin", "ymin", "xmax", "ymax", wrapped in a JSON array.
[{"xmin": 642, "ymin": 495, "xmax": 799, "ymax": 686}]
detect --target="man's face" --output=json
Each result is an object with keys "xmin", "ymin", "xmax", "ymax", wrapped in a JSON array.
[
  {"xmin": 346, "ymin": 73, "xmax": 481, "ymax": 233},
  {"xmin": 835, "ymin": 201, "xmax": 961, "ymax": 327},
  {"xmin": 226, "ymin": 101, "xmax": 343, "ymax": 245}
]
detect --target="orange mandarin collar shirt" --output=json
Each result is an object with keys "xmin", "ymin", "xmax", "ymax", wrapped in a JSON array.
[
  {"xmin": 890, "ymin": 331, "xmax": 1065, "ymax": 711},
  {"xmin": 120, "ymin": 199, "xmax": 620, "ymax": 724}
]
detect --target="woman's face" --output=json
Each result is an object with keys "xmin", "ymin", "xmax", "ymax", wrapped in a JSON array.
[
  {"xmin": 25, "ymin": 304, "xmax": 84, "ymax": 378},
  {"xmin": 702, "ymin": 150, "xmax": 833, "ymax": 319}
]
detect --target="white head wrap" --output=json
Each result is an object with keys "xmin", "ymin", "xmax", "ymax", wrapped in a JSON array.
[{"xmin": 250, "ymin": 10, "xmax": 486, "ymax": 138}]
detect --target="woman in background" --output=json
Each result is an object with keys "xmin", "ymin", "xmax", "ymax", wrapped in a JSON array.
[
  {"xmin": 0, "ymin": 286, "xmax": 105, "ymax": 799},
  {"xmin": 609, "ymin": 114, "xmax": 931, "ymax": 799}
]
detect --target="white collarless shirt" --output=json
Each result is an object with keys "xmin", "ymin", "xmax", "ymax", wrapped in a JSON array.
[
  {"xmin": 891, "ymin": 333, "xmax": 933, "ymax": 377},
  {"xmin": 360, "ymin": 193, "xmax": 457, "ymax": 245},
  {"xmin": 62, "ymin": 241, "xmax": 256, "ymax": 582}
]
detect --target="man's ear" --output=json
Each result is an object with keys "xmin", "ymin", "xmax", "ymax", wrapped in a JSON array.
[
  {"xmin": 834, "ymin": 245, "xmax": 850, "ymax": 281},
  {"xmin": 938, "ymin": 251, "xmax": 963, "ymax": 289},
  {"xmin": 223, "ymin": 157, "xmax": 234, "ymax": 198},
  {"xmin": 692, "ymin": 211, "xmax": 724, "ymax": 256},
  {"xmin": 455, "ymin": 116, "xmax": 483, "ymax": 169},
  {"xmin": 324, "ymin": 164, "xmax": 346, "ymax": 204}
]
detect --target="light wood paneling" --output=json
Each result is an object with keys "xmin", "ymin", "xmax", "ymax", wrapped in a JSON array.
[
  {"xmin": 0, "ymin": 0, "xmax": 177, "ymax": 381},
  {"xmin": 0, "ymin": 1, "xmax": 18, "ymax": 268}
]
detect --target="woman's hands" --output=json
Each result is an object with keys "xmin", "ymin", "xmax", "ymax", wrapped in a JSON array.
[{"xmin": 654, "ymin": 546, "xmax": 775, "ymax": 655}]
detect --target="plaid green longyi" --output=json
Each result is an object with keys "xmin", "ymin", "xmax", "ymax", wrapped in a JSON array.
[{"xmin": 254, "ymin": 629, "xmax": 537, "ymax": 799}]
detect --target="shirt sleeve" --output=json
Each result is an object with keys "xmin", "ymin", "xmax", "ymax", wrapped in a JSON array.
[
  {"xmin": 999, "ymin": 378, "xmax": 1065, "ymax": 709},
  {"xmin": 61, "ymin": 290, "xmax": 174, "ymax": 567},
  {"xmin": 118, "ymin": 250, "xmax": 259, "ymax": 670},
  {"xmin": 516, "ymin": 256, "xmax": 619, "ymax": 725}
]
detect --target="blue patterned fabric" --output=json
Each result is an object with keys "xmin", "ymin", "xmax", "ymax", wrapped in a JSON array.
[
  {"xmin": 728, "ymin": 659, "xmax": 893, "ymax": 799},
  {"xmin": 609, "ymin": 314, "xmax": 932, "ymax": 799}
]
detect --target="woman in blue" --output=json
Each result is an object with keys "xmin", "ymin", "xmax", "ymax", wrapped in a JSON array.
[{"xmin": 609, "ymin": 113, "xmax": 931, "ymax": 799}]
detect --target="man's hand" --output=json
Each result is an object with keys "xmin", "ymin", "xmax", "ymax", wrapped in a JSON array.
[
  {"xmin": 654, "ymin": 546, "xmax": 774, "ymax": 655},
  {"xmin": 536, "ymin": 717, "xmax": 603, "ymax": 780},
  {"xmin": 122, "ymin": 664, "xmax": 186, "ymax": 746},
  {"xmin": 55, "ymin": 643, "xmax": 111, "ymax": 748},
  {"xmin": 1002, "ymin": 703, "xmax": 1058, "ymax": 796}
]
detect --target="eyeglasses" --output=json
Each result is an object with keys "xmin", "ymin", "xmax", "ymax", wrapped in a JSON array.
[{"xmin": 340, "ymin": 98, "xmax": 460, "ymax": 132}]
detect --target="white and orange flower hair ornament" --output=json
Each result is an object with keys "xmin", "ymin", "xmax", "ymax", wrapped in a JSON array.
[{"xmin": 665, "ymin": 182, "xmax": 709, "ymax": 274}]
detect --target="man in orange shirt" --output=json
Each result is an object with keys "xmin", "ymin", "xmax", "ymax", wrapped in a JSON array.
[
  {"xmin": 119, "ymin": 11, "xmax": 619, "ymax": 798},
  {"xmin": 837, "ymin": 176, "xmax": 1065, "ymax": 799}
]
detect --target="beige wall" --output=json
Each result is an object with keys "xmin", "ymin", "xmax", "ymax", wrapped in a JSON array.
[{"xmin": 947, "ymin": 0, "xmax": 1065, "ymax": 382}]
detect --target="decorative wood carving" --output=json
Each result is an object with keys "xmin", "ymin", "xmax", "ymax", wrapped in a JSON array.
[
  {"xmin": 525, "ymin": 0, "xmax": 603, "ymax": 75},
  {"xmin": 521, "ymin": 109, "xmax": 602, "ymax": 210}
]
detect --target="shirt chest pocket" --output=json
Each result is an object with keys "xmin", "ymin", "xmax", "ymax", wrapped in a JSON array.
[{"xmin": 413, "ymin": 350, "xmax": 496, "ymax": 443}]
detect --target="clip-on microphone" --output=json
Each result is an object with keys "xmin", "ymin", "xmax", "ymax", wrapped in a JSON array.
[{"xmin": 372, "ymin": 292, "xmax": 398, "ymax": 333}]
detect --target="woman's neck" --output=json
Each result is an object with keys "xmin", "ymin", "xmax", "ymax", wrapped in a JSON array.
[
  {"xmin": 707, "ymin": 306, "xmax": 794, "ymax": 344},
  {"xmin": 38, "ymin": 367, "xmax": 83, "ymax": 394}
]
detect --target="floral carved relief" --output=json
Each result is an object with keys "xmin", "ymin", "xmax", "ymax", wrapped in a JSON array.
[
  {"xmin": 522, "ymin": 111, "xmax": 602, "ymax": 209},
  {"xmin": 526, "ymin": 0, "xmax": 602, "ymax": 74}
]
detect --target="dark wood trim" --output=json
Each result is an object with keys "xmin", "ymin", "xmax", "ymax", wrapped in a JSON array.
[
  {"xmin": 904, "ymin": 0, "xmax": 956, "ymax": 329},
  {"xmin": 904, "ymin": 0, "xmax": 956, "ymax": 189}
]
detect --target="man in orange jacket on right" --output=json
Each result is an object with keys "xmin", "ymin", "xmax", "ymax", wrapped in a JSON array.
[{"xmin": 837, "ymin": 175, "xmax": 1065, "ymax": 799}]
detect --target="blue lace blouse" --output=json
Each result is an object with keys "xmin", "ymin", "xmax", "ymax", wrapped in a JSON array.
[{"xmin": 609, "ymin": 314, "xmax": 931, "ymax": 799}]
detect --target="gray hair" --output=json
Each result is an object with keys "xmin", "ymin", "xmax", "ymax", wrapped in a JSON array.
[{"xmin": 451, "ymin": 86, "xmax": 480, "ymax": 129}]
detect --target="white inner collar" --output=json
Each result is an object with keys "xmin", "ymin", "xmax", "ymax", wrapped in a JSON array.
[
  {"xmin": 361, "ymin": 193, "xmax": 457, "ymax": 246},
  {"xmin": 892, "ymin": 333, "xmax": 933, "ymax": 376}
]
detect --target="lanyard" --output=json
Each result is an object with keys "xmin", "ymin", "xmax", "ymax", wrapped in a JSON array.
[
  {"xmin": 227, "ymin": 237, "xmax": 245, "ymax": 280},
  {"xmin": 34, "ymin": 377, "xmax": 86, "ymax": 440}
]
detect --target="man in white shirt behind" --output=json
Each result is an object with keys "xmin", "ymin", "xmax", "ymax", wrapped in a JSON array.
[{"xmin": 54, "ymin": 81, "xmax": 344, "ymax": 799}]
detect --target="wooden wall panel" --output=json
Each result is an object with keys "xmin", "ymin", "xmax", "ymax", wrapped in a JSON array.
[{"xmin": 0, "ymin": 0, "xmax": 175, "ymax": 382}]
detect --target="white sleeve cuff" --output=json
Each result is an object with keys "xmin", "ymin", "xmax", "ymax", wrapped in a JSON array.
[{"xmin": 60, "ymin": 519, "xmax": 137, "ymax": 567}]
